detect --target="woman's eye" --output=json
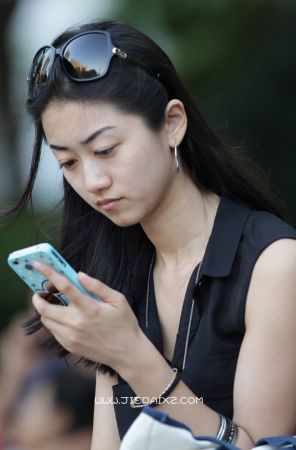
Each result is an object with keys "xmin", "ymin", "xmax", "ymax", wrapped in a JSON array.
[
  {"xmin": 95, "ymin": 146, "xmax": 115, "ymax": 157},
  {"xmin": 59, "ymin": 160, "xmax": 76, "ymax": 169}
]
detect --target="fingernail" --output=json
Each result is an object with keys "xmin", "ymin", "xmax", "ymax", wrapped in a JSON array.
[
  {"xmin": 78, "ymin": 271, "xmax": 91, "ymax": 280},
  {"xmin": 32, "ymin": 294, "xmax": 39, "ymax": 306},
  {"xmin": 33, "ymin": 261, "xmax": 43, "ymax": 270}
]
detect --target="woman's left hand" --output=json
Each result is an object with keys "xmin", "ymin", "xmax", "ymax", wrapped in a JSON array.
[{"xmin": 32, "ymin": 261, "xmax": 141, "ymax": 370}]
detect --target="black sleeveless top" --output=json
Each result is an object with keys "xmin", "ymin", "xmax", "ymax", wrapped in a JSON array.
[{"xmin": 112, "ymin": 195, "xmax": 296, "ymax": 439}]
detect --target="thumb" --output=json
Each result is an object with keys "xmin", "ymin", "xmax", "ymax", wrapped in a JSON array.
[{"xmin": 77, "ymin": 272, "xmax": 119, "ymax": 305}]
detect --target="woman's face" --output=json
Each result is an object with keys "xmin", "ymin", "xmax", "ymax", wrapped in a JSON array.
[{"xmin": 42, "ymin": 100, "xmax": 184, "ymax": 227}]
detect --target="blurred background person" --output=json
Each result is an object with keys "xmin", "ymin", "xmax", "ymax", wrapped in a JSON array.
[
  {"xmin": 0, "ymin": 310, "xmax": 47, "ymax": 440},
  {"xmin": 0, "ymin": 309, "xmax": 95, "ymax": 450},
  {"xmin": 5, "ymin": 366, "xmax": 95, "ymax": 450}
]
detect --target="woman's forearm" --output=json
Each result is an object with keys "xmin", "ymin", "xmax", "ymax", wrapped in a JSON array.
[{"xmin": 116, "ymin": 331, "xmax": 254, "ymax": 450}]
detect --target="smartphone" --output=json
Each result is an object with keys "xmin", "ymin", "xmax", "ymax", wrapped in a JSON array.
[{"xmin": 7, "ymin": 243, "xmax": 101, "ymax": 305}]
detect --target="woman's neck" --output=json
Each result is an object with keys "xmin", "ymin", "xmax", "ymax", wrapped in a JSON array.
[{"xmin": 141, "ymin": 174, "xmax": 220, "ymax": 271}]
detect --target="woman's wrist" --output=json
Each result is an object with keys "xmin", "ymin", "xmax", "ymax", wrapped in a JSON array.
[{"xmin": 115, "ymin": 329, "xmax": 175, "ymax": 399}]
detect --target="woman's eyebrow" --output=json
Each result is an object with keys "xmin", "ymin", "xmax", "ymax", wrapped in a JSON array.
[{"xmin": 49, "ymin": 126, "xmax": 116, "ymax": 151}]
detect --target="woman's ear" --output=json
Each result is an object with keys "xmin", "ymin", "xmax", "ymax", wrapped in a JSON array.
[{"xmin": 164, "ymin": 99, "xmax": 188, "ymax": 147}]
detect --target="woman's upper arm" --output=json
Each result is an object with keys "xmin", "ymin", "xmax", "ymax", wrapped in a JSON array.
[
  {"xmin": 232, "ymin": 238, "xmax": 296, "ymax": 441},
  {"xmin": 91, "ymin": 370, "xmax": 121, "ymax": 450}
]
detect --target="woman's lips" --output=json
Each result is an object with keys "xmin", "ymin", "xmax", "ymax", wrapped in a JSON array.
[{"xmin": 96, "ymin": 198, "xmax": 122, "ymax": 211}]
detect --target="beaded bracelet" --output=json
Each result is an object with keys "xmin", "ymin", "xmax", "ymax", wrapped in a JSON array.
[
  {"xmin": 130, "ymin": 368, "xmax": 181, "ymax": 408},
  {"xmin": 216, "ymin": 414, "xmax": 239, "ymax": 445}
]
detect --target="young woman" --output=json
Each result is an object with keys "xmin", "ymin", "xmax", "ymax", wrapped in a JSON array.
[{"xmin": 9, "ymin": 20, "xmax": 296, "ymax": 450}]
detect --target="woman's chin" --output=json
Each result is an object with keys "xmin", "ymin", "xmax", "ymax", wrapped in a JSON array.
[
  {"xmin": 111, "ymin": 216, "xmax": 141, "ymax": 228},
  {"xmin": 99, "ymin": 210, "xmax": 141, "ymax": 228}
]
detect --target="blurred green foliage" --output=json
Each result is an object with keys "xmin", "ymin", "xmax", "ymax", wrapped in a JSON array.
[
  {"xmin": 0, "ymin": 214, "xmax": 38, "ymax": 330},
  {"xmin": 0, "ymin": 211, "xmax": 61, "ymax": 331}
]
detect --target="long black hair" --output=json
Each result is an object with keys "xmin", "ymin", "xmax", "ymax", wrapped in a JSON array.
[{"xmin": 5, "ymin": 20, "xmax": 286, "ymax": 374}]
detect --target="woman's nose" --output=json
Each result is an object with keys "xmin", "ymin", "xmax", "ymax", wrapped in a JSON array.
[{"xmin": 83, "ymin": 165, "xmax": 112, "ymax": 193}]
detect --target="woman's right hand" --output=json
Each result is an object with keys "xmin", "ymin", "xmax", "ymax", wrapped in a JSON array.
[{"xmin": 31, "ymin": 261, "xmax": 143, "ymax": 370}]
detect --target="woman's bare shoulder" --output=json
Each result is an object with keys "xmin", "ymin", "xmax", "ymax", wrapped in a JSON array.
[
  {"xmin": 233, "ymin": 238, "xmax": 296, "ymax": 438},
  {"xmin": 245, "ymin": 237, "xmax": 296, "ymax": 325}
]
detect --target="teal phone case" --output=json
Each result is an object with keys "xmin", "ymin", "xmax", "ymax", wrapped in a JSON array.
[{"xmin": 7, "ymin": 243, "xmax": 101, "ymax": 305}]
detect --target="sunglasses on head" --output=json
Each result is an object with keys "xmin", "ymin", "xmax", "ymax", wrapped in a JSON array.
[{"xmin": 27, "ymin": 30, "xmax": 160, "ymax": 100}]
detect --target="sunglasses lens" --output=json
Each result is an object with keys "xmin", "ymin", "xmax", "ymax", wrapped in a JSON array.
[
  {"xmin": 29, "ymin": 47, "xmax": 55, "ymax": 98},
  {"xmin": 62, "ymin": 33, "xmax": 110, "ymax": 80}
]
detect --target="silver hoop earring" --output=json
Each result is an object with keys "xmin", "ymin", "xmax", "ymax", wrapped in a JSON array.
[{"xmin": 174, "ymin": 145, "xmax": 180, "ymax": 173}]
